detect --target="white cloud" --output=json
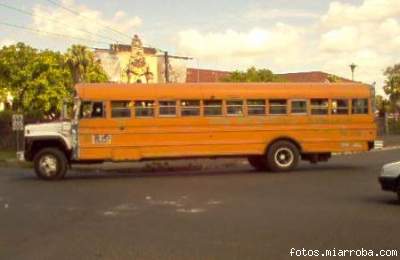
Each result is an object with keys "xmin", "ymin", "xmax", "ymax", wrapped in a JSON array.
[
  {"xmin": 319, "ymin": 26, "xmax": 360, "ymax": 52},
  {"xmin": 0, "ymin": 39, "xmax": 15, "ymax": 47},
  {"xmin": 245, "ymin": 8, "xmax": 319, "ymax": 20},
  {"xmin": 321, "ymin": 0, "xmax": 400, "ymax": 28},
  {"xmin": 32, "ymin": 0, "xmax": 142, "ymax": 44},
  {"xmin": 176, "ymin": 0, "xmax": 400, "ymax": 96},
  {"xmin": 177, "ymin": 23, "xmax": 304, "ymax": 60}
]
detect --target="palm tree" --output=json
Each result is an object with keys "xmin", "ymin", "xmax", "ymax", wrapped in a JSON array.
[{"xmin": 65, "ymin": 45, "xmax": 93, "ymax": 85}]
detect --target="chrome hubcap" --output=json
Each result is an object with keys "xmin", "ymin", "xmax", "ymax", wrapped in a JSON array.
[
  {"xmin": 274, "ymin": 148, "xmax": 294, "ymax": 168},
  {"xmin": 39, "ymin": 155, "xmax": 58, "ymax": 177}
]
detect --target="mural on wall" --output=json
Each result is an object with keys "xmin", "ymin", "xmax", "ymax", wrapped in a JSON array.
[
  {"xmin": 124, "ymin": 35, "xmax": 153, "ymax": 83},
  {"xmin": 95, "ymin": 35, "xmax": 188, "ymax": 84}
]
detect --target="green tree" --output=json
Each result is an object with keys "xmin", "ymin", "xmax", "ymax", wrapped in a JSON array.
[
  {"xmin": 327, "ymin": 74, "xmax": 342, "ymax": 83},
  {"xmin": 65, "ymin": 45, "xmax": 108, "ymax": 84},
  {"xmin": 0, "ymin": 42, "xmax": 108, "ymax": 118},
  {"xmin": 221, "ymin": 67, "xmax": 284, "ymax": 82},
  {"xmin": 383, "ymin": 64, "xmax": 400, "ymax": 111},
  {"xmin": 0, "ymin": 43, "xmax": 73, "ymax": 116},
  {"xmin": 375, "ymin": 95, "xmax": 391, "ymax": 117},
  {"xmin": 0, "ymin": 43, "xmax": 38, "ymax": 112}
]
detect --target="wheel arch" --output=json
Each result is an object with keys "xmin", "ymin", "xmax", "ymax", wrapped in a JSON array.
[
  {"xmin": 265, "ymin": 136, "xmax": 303, "ymax": 154},
  {"xmin": 26, "ymin": 137, "xmax": 71, "ymax": 161}
]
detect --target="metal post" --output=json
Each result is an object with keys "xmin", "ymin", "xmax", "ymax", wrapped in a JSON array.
[
  {"xmin": 16, "ymin": 129, "xmax": 19, "ymax": 152},
  {"xmin": 385, "ymin": 112, "xmax": 389, "ymax": 135},
  {"xmin": 164, "ymin": 51, "xmax": 169, "ymax": 83}
]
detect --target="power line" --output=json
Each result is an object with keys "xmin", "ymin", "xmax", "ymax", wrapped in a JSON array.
[
  {"xmin": 0, "ymin": 2, "xmax": 121, "ymax": 44},
  {"xmin": 0, "ymin": 21, "xmax": 110, "ymax": 45},
  {"xmin": 45, "ymin": 0, "xmax": 132, "ymax": 40}
]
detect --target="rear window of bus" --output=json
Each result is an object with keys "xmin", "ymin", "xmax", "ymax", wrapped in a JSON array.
[{"xmin": 352, "ymin": 99, "xmax": 369, "ymax": 114}]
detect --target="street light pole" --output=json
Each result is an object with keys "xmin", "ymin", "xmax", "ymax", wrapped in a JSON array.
[{"xmin": 350, "ymin": 63, "xmax": 357, "ymax": 81}]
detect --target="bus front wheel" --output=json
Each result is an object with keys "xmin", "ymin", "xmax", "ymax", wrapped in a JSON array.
[
  {"xmin": 266, "ymin": 141, "xmax": 299, "ymax": 172},
  {"xmin": 33, "ymin": 148, "xmax": 68, "ymax": 180}
]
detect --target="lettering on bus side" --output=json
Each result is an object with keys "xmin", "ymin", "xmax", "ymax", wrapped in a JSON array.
[{"xmin": 92, "ymin": 134, "xmax": 112, "ymax": 145}]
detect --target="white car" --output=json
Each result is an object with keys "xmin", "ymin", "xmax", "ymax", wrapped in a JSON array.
[{"xmin": 379, "ymin": 161, "xmax": 400, "ymax": 201}]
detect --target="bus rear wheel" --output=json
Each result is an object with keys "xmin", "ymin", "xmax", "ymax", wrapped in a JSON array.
[
  {"xmin": 266, "ymin": 141, "xmax": 299, "ymax": 172},
  {"xmin": 33, "ymin": 148, "xmax": 68, "ymax": 180},
  {"xmin": 397, "ymin": 184, "xmax": 400, "ymax": 202},
  {"xmin": 248, "ymin": 156, "xmax": 268, "ymax": 171}
]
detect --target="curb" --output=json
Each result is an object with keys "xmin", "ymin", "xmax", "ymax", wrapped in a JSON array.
[
  {"xmin": 332, "ymin": 146, "xmax": 400, "ymax": 156},
  {"xmin": 372, "ymin": 146, "xmax": 400, "ymax": 152}
]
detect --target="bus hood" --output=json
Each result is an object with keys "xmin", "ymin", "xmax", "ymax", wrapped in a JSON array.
[{"xmin": 25, "ymin": 122, "xmax": 72, "ymax": 138}]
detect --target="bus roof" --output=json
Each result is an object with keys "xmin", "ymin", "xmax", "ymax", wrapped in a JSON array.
[{"xmin": 75, "ymin": 83, "xmax": 372, "ymax": 100}]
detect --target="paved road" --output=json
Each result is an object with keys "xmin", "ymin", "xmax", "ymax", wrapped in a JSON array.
[{"xmin": 0, "ymin": 150, "xmax": 399, "ymax": 260}]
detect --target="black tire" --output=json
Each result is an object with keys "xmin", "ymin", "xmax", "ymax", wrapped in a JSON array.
[
  {"xmin": 397, "ymin": 184, "xmax": 400, "ymax": 202},
  {"xmin": 266, "ymin": 141, "xmax": 299, "ymax": 172},
  {"xmin": 248, "ymin": 156, "xmax": 268, "ymax": 171},
  {"xmin": 33, "ymin": 148, "xmax": 68, "ymax": 180}
]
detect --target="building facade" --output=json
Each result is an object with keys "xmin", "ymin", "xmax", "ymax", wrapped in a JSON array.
[
  {"xmin": 95, "ymin": 35, "xmax": 351, "ymax": 85},
  {"xmin": 95, "ymin": 35, "xmax": 188, "ymax": 84}
]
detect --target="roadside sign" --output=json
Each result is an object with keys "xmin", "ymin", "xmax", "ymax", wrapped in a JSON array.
[{"xmin": 12, "ymin": 114, "xmax": 24, "ymax": 131}]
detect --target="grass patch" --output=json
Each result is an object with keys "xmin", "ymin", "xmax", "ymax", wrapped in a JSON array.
[
  {"xmin": 0, "ymin": 150, "xmax": 16, "ymax": 162},
  {"xmin": 0, "ymin": 150, "xmax": 31, "ymax": 168}
]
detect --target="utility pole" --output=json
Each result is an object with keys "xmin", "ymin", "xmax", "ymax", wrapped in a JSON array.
[
  {"xmin": 349, "ymin": 63, "xmax": 357, "ymax": 81},
  {"xmin": 164, "ymin": 51, "xmax": 169, "ymax": 83}
]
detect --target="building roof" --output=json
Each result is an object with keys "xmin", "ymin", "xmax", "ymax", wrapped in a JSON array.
[
  {"xmin": 186, "ymin": 69, "xmax": 353, "ymax": 83},
  {"xmin": 94, "ymin": 44, "xmax": 158, "ymax": 55},
  {"xmin": 278, "ymin": 71, "xmax": 353, "ymax": 83},
  {"xmin": 186, "ymin": 68, "xmax": 231, "ymax": 83}
]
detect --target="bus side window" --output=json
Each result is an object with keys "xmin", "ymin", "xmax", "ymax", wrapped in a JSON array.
[
  {"xmin": 332, "ymin": 99, "xmax": 349, "ymax": 115},
  {"xmin": 291, "ymin": 100, "xmax": 307, "ymax": 114},
  {"xmin": 352, "ymin": 99, "xmax": 369, "ymax": 114},
  {"xmin": 269, "ymin": 99, "xmax": 287, "ymax": 115},
  {"xmin": 135, "ymin": 100, "xmax": 155, "ymax": 117},
  {"xmin": 80, "ymin": 101, "xmax": 105, "ymax": 119},
  {"xmin": 204, "ymin": 100, "xmax": 223, "ymax": 116},
  {"xmin": 247, "ymin": 100, "xmax": 266, "ymax": 115},
  {"xmin": 311, "ymin": 99, "xmax": 328, "ymax": 115},
  {"xmin": 159, "ymin": 101, "xmax": 177, "ymax": 117},
  {"xmin": 181, "ymin": 100, "xmax": 200, "ymax": 116},
  {"xmin": 111, "ymin": 101, "xmax": 131, "ymax": 118},
  {"xmin": 226, "ymin": 100, "xmax": 244, "ymax": 116}
]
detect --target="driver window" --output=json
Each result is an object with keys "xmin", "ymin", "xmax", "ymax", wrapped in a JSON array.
[{"xmin": 80, "ymin": 101, "xmax": 105, "ymax": 119}]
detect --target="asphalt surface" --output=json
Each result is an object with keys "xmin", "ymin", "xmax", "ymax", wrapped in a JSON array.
[{"xmin": 0, "ymin": 149, "xmax": 399, "ymax": 260}]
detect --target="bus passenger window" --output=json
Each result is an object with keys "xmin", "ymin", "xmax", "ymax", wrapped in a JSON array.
[
  {"xmin": 352, "ymin": 99, "xmax": 369, "ymax": 114},
  {"xmin": 269, "ymin": 100, "xmax": 287, "ymax": 115},
  {"xmin": 291, "ymin": 100, "xmax": 307, "ymax": 114},
  {"xmin": 332, "ymin": 99, "xmax": 349, "ymax": 115},
  {"xmin": 159, "ymin": 101, "xmax": 177, "ymax": 117},
  {"xmin": 226, "ymin": 100, "xmax": 244, "ymax": 116},
  {"xmin": 247, "ymin": 100, "xmax": 266, "ymax": 115},
  {"xmin": 135, "ymin": 101, "xmax": 154, "ymax": 117},
  {"xmin": 111, "ymin": 101, "xmax": 131, "ymax": 118},
  {"xmin": 80, "ymin": 101, "xmax": 105, "ymax": 119},
  {"xmin": 181, "ymin": 100, "xmax": 200, "ymax": 116},
  {"xmin": 204, "ymin": 100, "xmax": 222, "ymax": 116},
  {"xmin": 311, "ymin": 99, "xmax": 328, "ymax": 115}
]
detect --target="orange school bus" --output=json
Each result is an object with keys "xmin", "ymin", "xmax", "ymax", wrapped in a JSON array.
[{"xmin": 22, "ymin": 82, "xmax": 377, "ymax": 180}]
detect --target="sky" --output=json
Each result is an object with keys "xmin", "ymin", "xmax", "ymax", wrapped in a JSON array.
[{"xmin": 0, "ymin": 0, "xmax": 399, "ymax": 95}]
